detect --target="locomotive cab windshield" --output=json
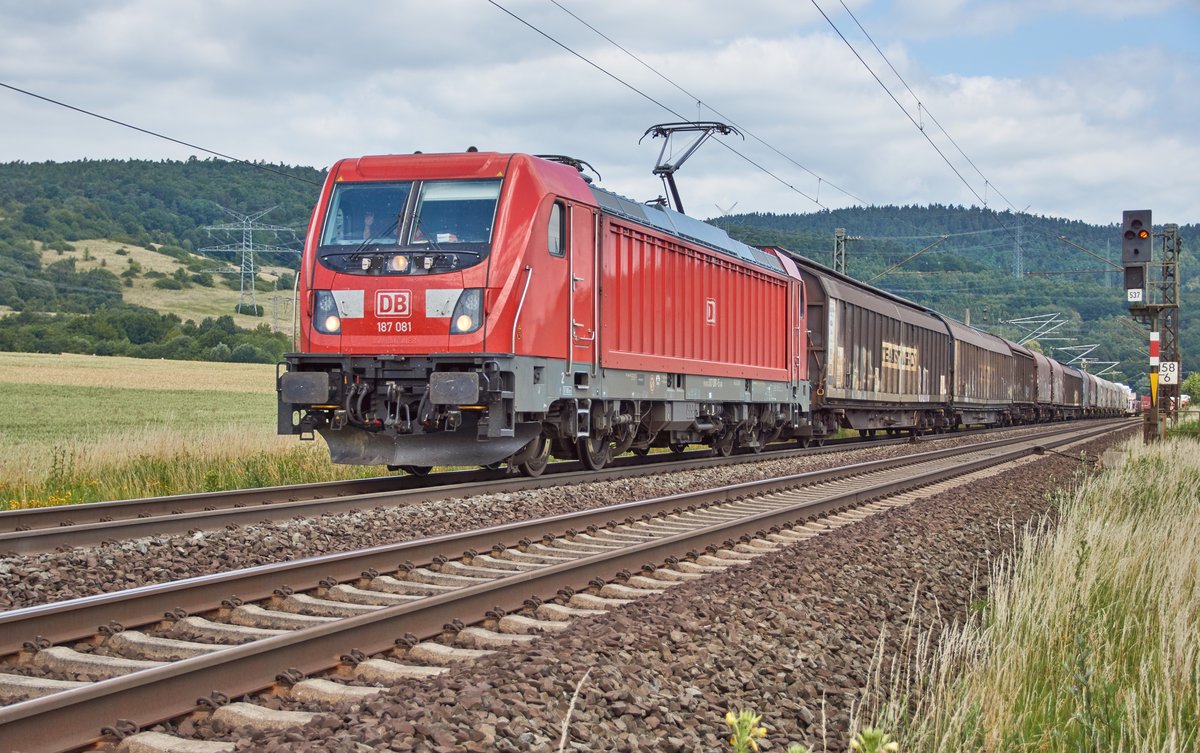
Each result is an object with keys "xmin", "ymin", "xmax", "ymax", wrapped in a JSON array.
[{"xmin": 317, "ymin": 178, "xmax": 501, "ymax": 275}]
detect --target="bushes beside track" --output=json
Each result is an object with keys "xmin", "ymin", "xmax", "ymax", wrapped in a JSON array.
[{"xmin": 0, "ymin": 305, "xmax": 290, "ymax": 363}]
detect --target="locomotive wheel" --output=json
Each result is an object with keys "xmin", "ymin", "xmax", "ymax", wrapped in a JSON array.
[
  {"xmin": 668, "ymin": 442, "xmax": 688, "ymax": 455},
  {"xmin": 711, "ymin": 432, "xmax": 735, "ymax": 457},
  {"xmin": 631, "ymin": 447, "xmax": 651, "ymax": 457},
  {"xmin": 481, "ymin": 462, "xmax": 504, "ymax": 470},
  {"xmin": 517, "ymin": 435, "xmax": 551, "ymax": 478},
  {"xmin": 577, "ymin": 436, "xmax": 611, "ymax": 471},
  {"xmin": 401, "ymin": 465, "xmax": 433, "ymax": 477}
]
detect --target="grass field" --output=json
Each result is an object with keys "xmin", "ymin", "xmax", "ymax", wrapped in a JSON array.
[
  {"xmin": 38, "ymin": 239, "xmax": 295, "ymax": 332},
  {"xmin": 0, "ymin": 352, "xmax": 380, "ymax": 509},
  {"xmin": 861, "ymin": 433, "xmax": 1199, "ymax": 751}
]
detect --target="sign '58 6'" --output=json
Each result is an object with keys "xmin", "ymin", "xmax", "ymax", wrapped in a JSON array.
[{"xmin": 1159, "ymin": 361, "xmax": 1179, "ymax": 385}]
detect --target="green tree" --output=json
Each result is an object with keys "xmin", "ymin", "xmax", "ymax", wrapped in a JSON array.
[{"xmin": 1181, "ymin": 371, "xmax": 1200, "ymax": 403}]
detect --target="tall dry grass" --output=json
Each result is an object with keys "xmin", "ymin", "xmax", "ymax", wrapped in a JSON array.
[
  {"xmin": 860, "ymin": 436, "xmax": 1199, "ymax": 752},
  {"xmin": 0, "ymin": 353, "xmax": 384, "ymax": 509},
  {"xmin": 0, "ymin": 426, "xmax": 382, "ymax": 510}
]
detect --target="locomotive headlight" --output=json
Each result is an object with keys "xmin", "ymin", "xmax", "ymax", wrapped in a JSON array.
[
  {"xmin": 387, "ymin": 254, "xmax": 410, "ymax": 273},
  {"xmin": 313, "ymin": 290, "xmax": 342, "ymax": 334},
  {"xmin": 450, "ymin": 288, "xmax": 483, "ymax": 334}
]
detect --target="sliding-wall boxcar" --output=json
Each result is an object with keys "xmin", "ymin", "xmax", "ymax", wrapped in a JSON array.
[
  {"xmin": 1007, "ymin": 341, "xmax": 1039, "ymax": 424},
  {"xmin": 1061, "ymin": 367, "xmax": 1085, "ymax": 418},
  {"xmin": 781, "ymin": 253, "xmax": 951, "ymax": 439},
  {"xmin": 937, "ymin": 317, "xmax": 1016, "ymax": 427}
]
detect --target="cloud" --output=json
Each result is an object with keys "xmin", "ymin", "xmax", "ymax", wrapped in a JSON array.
[{"xmin": 0, "ymin": 0, "xmax": 1195, "ymax": 224}]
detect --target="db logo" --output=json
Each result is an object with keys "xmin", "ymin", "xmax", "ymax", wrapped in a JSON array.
[{"xmin": 375, "ymin": 290, "xmax": 411, "ymax": 317}]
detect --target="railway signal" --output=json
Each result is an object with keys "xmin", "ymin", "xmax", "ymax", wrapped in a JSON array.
[
  {"xmin": 1122, "ymin": 209, "xmax": 1151, "ymax": 305},
  {"xmin": 1123, "ymin": 212, "xmax": 1185, "ymax": 443},
  {"xmin": 1122, "ymin": 209, "xmax": 1152, "ymax": 264}
]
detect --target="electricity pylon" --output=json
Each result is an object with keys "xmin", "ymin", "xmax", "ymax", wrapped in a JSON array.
[{"xmin": 201, "ymin": 206, "xmax": 298, "ymax": 315}]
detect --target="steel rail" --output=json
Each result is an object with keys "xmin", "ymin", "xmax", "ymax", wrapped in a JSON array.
[
  {"xmin": 0, "ymin": 420, "xmax": 1127, "ymax": 657},
  {"xmin": 0, "ymin": 421, "xmax": 1127, "ymax": 663},
  {"xmin": 0, "ymin": 449, "xmax": 747, "ymax": 553},
  {"xmin": 0, "ymin": 428, "xmax": 939, "ymax": 534},
  {"xmin": 0, "ymin": 421, "xmax": 1121, "ymax": 554},
  {"xmin": 0, "ymin": 420, "xmax": 1130, "ymax": 753}
]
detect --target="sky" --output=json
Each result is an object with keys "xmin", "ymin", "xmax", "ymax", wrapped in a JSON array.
[{"xmin": 1, "ymin": 0, "xmax": 1197, "ymax": 226}]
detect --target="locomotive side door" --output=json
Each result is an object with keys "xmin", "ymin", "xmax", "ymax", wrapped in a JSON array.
[{"xmin": 568, "ymin": 204, "xmax": 599, "ymax": 377}]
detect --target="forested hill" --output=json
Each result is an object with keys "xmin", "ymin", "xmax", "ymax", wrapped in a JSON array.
[
  {"xmin": 0, "ymin": 158, "xmax": 322, "ymax": 258},
  {"xmin": 713, "ymin": 205, "xmax": 1198, "ymax": 280},
  {"xmin": 0, "ymin": 158, "xmax": 1195, "ymax": 386},
  {"xmin": 713, "ymin": 207, "xmax": 1199, "ymax": 390},
  {"xmin": 0, "ymin": 158, "xmax": 323, "ymax": 363}
]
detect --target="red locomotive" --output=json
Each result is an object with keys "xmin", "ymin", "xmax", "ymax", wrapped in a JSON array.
[
  {"xmin": 278, "ymin": 151, "xmax": 809, "ymax": 475},
  {"xmin": 278, "ymin": 148, "xmax": 1126, "ymax": 476}
]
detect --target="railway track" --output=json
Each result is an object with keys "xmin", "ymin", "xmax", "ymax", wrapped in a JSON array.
[
  {"xmin": 0, "ymin": 422, "xmax": 1100, "ymax": 555},
  {"xmin": 0, "ymin": 419, "xmax": 1128, "ymax": 753}
]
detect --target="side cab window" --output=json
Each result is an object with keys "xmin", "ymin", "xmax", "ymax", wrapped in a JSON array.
[{"xmin": 548, "ymin": 201, "xmax": 566, "ymax": 257}]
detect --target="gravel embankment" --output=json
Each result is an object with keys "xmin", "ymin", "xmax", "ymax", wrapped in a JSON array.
[
  {"xmin": 166, "ymin": 429, "xmax": 1129, "ymax": 753},
  {"xmin": 0, "ymin": 426, "xmax": 1113, "ymax": 610}
]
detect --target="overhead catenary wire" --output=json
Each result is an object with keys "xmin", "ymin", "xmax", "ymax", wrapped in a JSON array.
[
  {"xmin": 807, "ymin": 3, "xmax": 1124, "ymax": 290},
  {"xmin": 548, "ymin": 0, "xmax": 867, "ymax": 207},
  {"xmin": 806, "ymin": 0, "xmax": 1026, "ymax": 251},
  {"xmin": 806, "ymin": 1, "xmax": 988, "ymax": 208},
  {"xmin": 834, "ymin": 0, "xmax": 1020, "ymax": 215},
  {"xmin": 865, "ymin": 235, "xmax": 949, "ymax": 283},
  {"xmin": 0, "ymin": 81, "xmax": 322, "ymax": 188},
  {"xmin": 1, "ymin": 15, "xmax": 1117, "ymax": 298},
  {"xmin": 487, "ymin": 0, "xmax": 827, "ymax": 208}
]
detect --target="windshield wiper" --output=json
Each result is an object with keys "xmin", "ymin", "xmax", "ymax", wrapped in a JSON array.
[
  {"xmin": 346, "ymin": 215, "xmax": 402, "ymax": 262},
  {"xmin": 411, "ymin": 219, "xmax": 443, "ymax": 253},
  {"xmin": 409, "ymin": 221, "xmax": 484, "ymax": 257}
]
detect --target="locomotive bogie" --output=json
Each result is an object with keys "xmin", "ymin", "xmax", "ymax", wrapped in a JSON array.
[{"xmin": 278, "ymin": 349, "xmax": 809, "ymax": 468}]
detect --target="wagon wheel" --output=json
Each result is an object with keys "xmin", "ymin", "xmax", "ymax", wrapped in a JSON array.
[
  {"xmin": 576, "ymin": 436, "xmax": 611, "ymax": 471},
  {"xmin": 711, "ymin": 431, "xmax": 735, "ymax": 457},
  {"xmin": 517, "ymin": 434, "xmax": 551, "ymax": 478},
  {"xmin": 631, "ymin": 447, "xmax": 651, "ymax": 457},
  {"xmin": 400, "ymin": 465, "xmax": 433, "ymax": 477},
  {"xmin": 668, "ymin": 442, "xmax": 688, "ymax": 455}
]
